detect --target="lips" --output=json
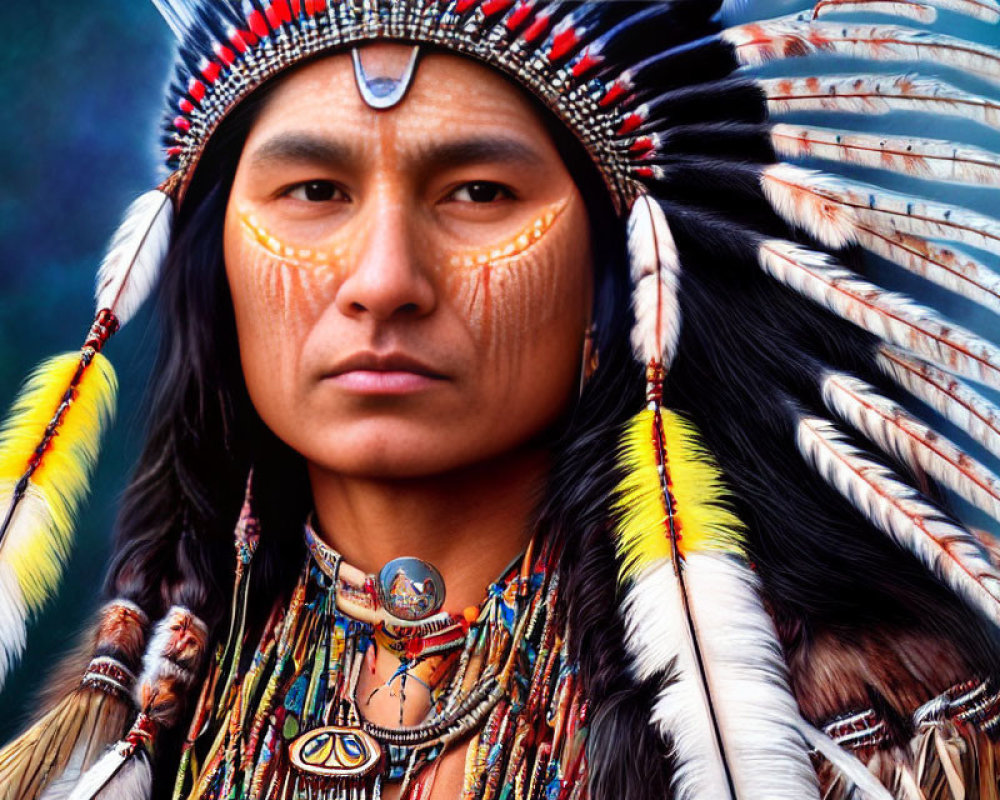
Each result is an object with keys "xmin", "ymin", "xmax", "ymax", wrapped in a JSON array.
[
  {"xmin": 326, "ymin": 351, "xmax": 445, "ymax": 379},
  {"xmin": 323, "ymin": 351, "xmax": 447, "ymax": 395}
]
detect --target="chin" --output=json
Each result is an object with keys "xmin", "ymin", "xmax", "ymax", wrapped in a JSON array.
[{"xmin": 295, "ymin": 422, "xmax": 476, "ymax": 479}]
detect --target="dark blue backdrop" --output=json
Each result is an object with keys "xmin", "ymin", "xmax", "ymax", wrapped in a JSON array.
[{"xmin": 0, "ymin": 0, "xmax": 997, "ymax": 742}]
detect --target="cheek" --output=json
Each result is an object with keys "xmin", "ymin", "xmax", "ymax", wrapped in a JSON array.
[
  {"xmin": 227, "ymin": 213, "xmax": 355, "ymax": 344},
  {"xmin": 443, "ymin": 199, "xmax": 592, "ymax": 368}
]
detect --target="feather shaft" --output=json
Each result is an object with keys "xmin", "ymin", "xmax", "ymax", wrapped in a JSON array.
[
  {"xmin": 876, "ymin": 345, "xmax": 1000, "ymax": 462},
  {"xmin": 728, "ymin": 20, "xmax": 1000, "ymax": 87},
  {"xmin": 627, "ymin": 196, "xmax": 682, "ymax": 369},
  {"xmin": 821, "ymin": 370, "xmax": 1000, "ymax": 523},
  {"xmin": 757, "ymin": 239, "xmax": 1000, "ymax": 390},
  {"xmin": 812, "ymin": 0, "xmax": 939, "ymax": 23},
  {"xmin": 760, "ymin": 74, "xmax": 1000, "ymax": 132},
  {"xmin": 615, "ymin": 408, "xmax": 821, "ymax": 799},
  {"xmin": 94, "ymin": 188, "xmax": 172, "ymax": 328},
  {"xmin": 812, "ymin": 0, "xmax": 1000, "ymax": 23},
  {"xmin": 796, "ymin": 415, "xmax": 1000, "ymax": 625},
  {"xmin": 770, "ymin": 124, "xmax": 1000, "ymax": 187}
]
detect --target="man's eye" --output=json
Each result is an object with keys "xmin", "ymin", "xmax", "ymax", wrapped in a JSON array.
[
  {"xmin": 286, "ymin": 181, "xmax": 343, "ymax": 202},
  {"xmin": 450, "ymin": 182, "xmax": 513, "ymax": 203}
]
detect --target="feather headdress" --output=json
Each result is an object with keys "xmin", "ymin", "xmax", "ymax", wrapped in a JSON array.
[{"xmin": 2, "ymin": 0, "xmax": 1000, "ymax": 798}]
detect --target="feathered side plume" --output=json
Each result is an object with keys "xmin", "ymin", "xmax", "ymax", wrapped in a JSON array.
[
  {"xmin": 94, "ymin": 189, "xmax": 173, "ymax": 329},
  {"xmin": 613, "ymin": 407, "xmax": 891, "ymax": 799},
  {"xmin": 0, "ymin": 600, "xmax": 148, "ymax": 800},
  {"xmin": 0, "ymin": 356, "xmax": 116, "ymax": 690},
  {"xmin": 68, "ymin": 606, "xmax": 208, "ymax": 800},
  {"xmin": 820, "ymin": 370, "xmax": 1000, "ymax": 524},
  {"xmin": 796, "ymin": 415, "xmax": 1000, "ymax": 625},
  {"xmin": 876, "ymin": 345, "xmax": 1000, "ymax": 461},
  {"xmin": 614, "ymin": 408, "xmax": 811, "ymax": 799},
  {"xmin": 627, "ymin": 195, "xmax": 681, "ymax": 371},
  {"xmin": 0, "ymin": 184, "xmax": 172, "ymax": 690}
]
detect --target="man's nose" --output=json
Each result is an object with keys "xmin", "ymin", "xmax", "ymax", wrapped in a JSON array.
[{"xmin": 334, "ymin": 194, "xmax": 436, "ymax": 321}]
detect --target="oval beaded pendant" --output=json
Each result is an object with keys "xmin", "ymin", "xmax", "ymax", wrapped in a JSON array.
[
  {"xmin": 377, "ymin": 557, "xmax": 445, "ymax": 621},
  {"xmin": 289, "ymin": 726, "xmax": 383, "ymax": 779}
]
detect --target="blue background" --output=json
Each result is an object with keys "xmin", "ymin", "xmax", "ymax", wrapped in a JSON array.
[{"xmin": 0, "ymin": 0, "xmax": 998, "ymax": 740}]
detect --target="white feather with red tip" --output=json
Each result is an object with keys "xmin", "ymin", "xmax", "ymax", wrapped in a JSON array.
[
  {"xmin": 94, "ymin": 189, "xmax": 173, "ymax": 328},
  {"xmin": 757, "ymin": 239, "xmax": 1000, "ymax": 389},
  {"xmin": 877, "ymin": 345, "xmax": 1000, "ymax": 462},
  {"xmin": 821, "ymin": 370, "xmax": 1000, "ymax": 523},
  {"xmin": 796, "ymin": 415, "xmax": 1000, "ymax": 625},
  {"xmin": 627, "ymin": 194, "xmax": 681, "ymax": 369}
]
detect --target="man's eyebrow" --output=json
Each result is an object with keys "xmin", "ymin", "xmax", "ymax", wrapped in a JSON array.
[
  {"xmin": 247, "ymin": 133, "xmax": 354, "ymax": 169},
  {"xmin": 245, "ymin": 132, "xmax": 547, "ymax": 170},
  {"xmin": 416, "ymin": 137, "xmax": 548, "ymax": 170}
]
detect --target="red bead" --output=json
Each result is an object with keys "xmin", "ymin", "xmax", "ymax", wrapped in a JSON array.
[
  {"xmin": 635, "ymin": 166, "xmax": 655, "ymax": 179},
  {"xmin": 599, "ymin": 79, "xmax": 629, "ymax": 108},
  {"xmin": 548, "ymin": 26, "xmax": 578, "ymax": 61},
  {"xmin": 481, "ymin": 0, "xmax": 513, "ymax": 16},
  {"xmin": 455, "ymin": 0, "xmax": 479, "ymax": 12},
  {"xmin": 188, "ymin": 78, "xmax": 206, "ymax": 102},
  {"xmin": 629, "ymin": 136, "xmax": 655, "ymax": 155},
  {"xmin": 616, "ymin": 110, "xmax": 644, "ymax": 136},
  {"xmin": 291, "ymin": 0, "xmax": 304, "ymax": 15},
  {"xmin": 201, "ymin": 59, "xmax": 221, "ymax": 83},
  {"xmin": 247, "ymin": 9, "xmax": 269, "ymax": 38},
  {"xmin": 174, "ymin": 116, "xmax": 192, "ymax": 132},
  {"xmin": 506, "ymin": 0, "xmax": 533, "ymax": 30},
  {"xmin": 215, "ymin": 43, "xmax": 236, "ymax": 66},
  {"xmin": 571, "ymin": 47, "xmax": 602, "ymax": 78},
  {"xmin": 266, "ymin": 0, "xmax": 292, "ymax": 27},
  {"xmin": 178, "ymin": 97, "xmax": 195, "ymax": 114},
  {"xmin": 230, "ymin": 27, "xmax": 255, "ymax": 52},
  {"xmin": 167, "ymin": 146, "xmax": 183, "ymax": 160},
  {"xmin": 523, "ymin": 13, "xmax": 549, "ymax": 43}
]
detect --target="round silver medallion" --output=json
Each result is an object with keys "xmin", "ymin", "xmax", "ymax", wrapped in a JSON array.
[{"xmin": 377, "ymin": 557, "xmax": 445, "ymax": 621}]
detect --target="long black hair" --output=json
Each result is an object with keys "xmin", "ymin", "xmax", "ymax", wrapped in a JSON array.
[{"xmin": 104, "ymin": 47, "xmax": 1000, "ymax": 800}]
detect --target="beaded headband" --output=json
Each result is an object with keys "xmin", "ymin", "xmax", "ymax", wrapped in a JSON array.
[
  {"xmin": 5, "ymin": 1, "xmax": 1000, "ymax": 797},
  {"xmin": 158, "ymin": 0, "xmax": 669, "ymax": 212}
]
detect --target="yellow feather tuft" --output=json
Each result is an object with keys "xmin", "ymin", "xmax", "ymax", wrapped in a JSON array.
[
  {"xmin": 0, "ymin": 352, "xmax": 117, "ymax": 611},
  {"xmin": 613, "ymin": 407, "xmax": 747, "ymax": 584}
]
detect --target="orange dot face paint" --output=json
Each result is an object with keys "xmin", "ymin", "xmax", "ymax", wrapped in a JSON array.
[{"xmin": 223, "ymin": 47, "xmax": 594, "ymax": 480}]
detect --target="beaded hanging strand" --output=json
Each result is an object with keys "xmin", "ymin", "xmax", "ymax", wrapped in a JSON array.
[{"xmin": 173, "ymin": 522, "xmax": 586, "ymax": 800}]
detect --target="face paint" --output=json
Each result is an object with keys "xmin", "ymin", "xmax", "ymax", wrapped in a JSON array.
[
  {"xmin": 238, "ymin": 197, "xmax": 576, "ymax": 361},
  {"xmin": 235, "ymin": 212, "xmax": 354, "ymax": 334},
  {"xmin": 224, "ymin": 49, "xmax": 594, "ymax": 480},
  {"xmin": 440, "ymin": 199, "xmax": 582, "ymax": 362}
]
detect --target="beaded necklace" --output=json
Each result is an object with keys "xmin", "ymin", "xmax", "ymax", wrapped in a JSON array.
[{"xmin": 171, "ymin": 523, "xmax": 589, "ymax": 800}]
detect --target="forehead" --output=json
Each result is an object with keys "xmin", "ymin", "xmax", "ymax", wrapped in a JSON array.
[{"xmin": 243, "ymin": 43, "xmax": 559, "ymax": 158}]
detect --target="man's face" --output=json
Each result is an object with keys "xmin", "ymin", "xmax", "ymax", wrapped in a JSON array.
[{"xmin": 224, "ymin": 44, "xmax": 594, "ymax": 479}]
